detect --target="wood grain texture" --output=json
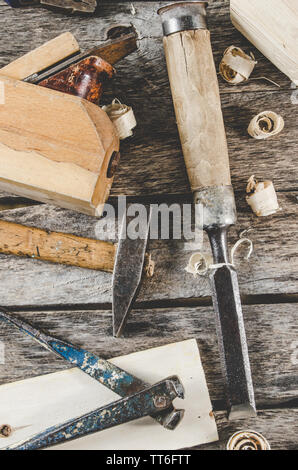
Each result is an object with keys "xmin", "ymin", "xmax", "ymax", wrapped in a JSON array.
[
  {"xmin": 163, "ymin": 29, "xmax": 231, "ymax": 190},
  {"xmin": 0, "ymin": 304, "xmax": 297, "ymax": 408},
  {"xmin": 231, "ymin": 0, "xmax": 298, "ymax": 85},
  {"xmin": 0, "ymin": 32, "xmax": 79, "ymax": 80},
  {"xmin": 0, "ymin": 192, "xmax": 296, "ymax": 307},
  {"xmin": 0, "ymin": 76, "xmax": 119, "ymax": 215},
  {"xmin": 0, "ymin": 219, "xmax": 116, "ymax": 272}
]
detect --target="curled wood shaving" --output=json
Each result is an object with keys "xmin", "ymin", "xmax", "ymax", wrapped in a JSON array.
[
  {"xmin": 102, "ymin": 98, "xmax": 137, "ymax": 140},
  {"xmin": 219, "ymin": 46, "xmax": 257, "ymax": 84},
  {"xmin": 248, "ymin": 111, "xmax": 284, "ymax": 139},
  {"xmin": 246, "ymin": 175, "xmax": 280, "ymax": 217}
]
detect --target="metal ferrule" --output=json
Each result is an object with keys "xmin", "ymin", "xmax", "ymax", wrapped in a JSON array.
[
  {"xmin": 194, "ymin": 185, "xmax": 237, "ymax": 229},
  {"xmin": 158, "ymin": 2, "xmax": 208, "ymax": 36}
]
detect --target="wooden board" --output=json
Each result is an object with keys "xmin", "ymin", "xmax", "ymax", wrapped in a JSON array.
[{"xmin": 0, "ymin": 304, "xmax": 297, "ymax": 408}]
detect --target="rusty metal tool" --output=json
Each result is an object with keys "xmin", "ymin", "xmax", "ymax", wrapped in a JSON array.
[
  {"xmin": 158, "ymin": 2, "xmax": 256, "ymax": 420},
  {"xmin": 24, "ymin": 28, "xmax": 138, "ymax": 105},
  {"xmin": 4, "ymin": 0, "xmax": 97, "ymax": 14},
  {"xmin": 113, "ymin": 209, "xmax": 152, "ymax": 338},
  {"xmin": 0, "ymin": 309, "xmax": 184, "ymax": 450}
]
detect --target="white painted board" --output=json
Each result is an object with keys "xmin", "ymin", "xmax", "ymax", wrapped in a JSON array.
[{"xmin": 0, "ymin": 339, "xmax": 218, "ymax": 450}]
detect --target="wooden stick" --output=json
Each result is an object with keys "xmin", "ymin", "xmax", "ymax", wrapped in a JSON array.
[
  {"xmin": 163, "ymin": 29, "xmax": 231, "ymax": 191},
  {"xmin": 0, "ymin": 219, "xmax": 116, "ymax": 272},
  {"xmin": 0, "ymin": 33, "xmax": 80, "ymax": 80}
]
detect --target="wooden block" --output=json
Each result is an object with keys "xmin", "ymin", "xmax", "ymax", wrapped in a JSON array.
[
  {"xmin": 0, "ymin": 32, "xmax": 80, "ymax": 80},
  {"xmin": 231, "ymin": 0, "xmax": 298, "ymax": 85},
  {"xmin": 0, "ymin": 76, "xmax": 119, "ymax": 216}
]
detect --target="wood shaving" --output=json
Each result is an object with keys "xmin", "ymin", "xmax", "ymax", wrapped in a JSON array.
[
  {"xmin": 247, "ymin": 111, "xmax": 284, "ymax": 139},
  {"xmin": 102, "ymin": 99, "xmax": 137, "ymax": 140},
  {"xmin": 185, "ymin": 238, "xmax": 253, "ymax": 277},
  {"xmin": 219, "ymin": 46, "xmax": 257, "ymax": 84},
  {"xmin": 246, "ymin": 175, "xmax": 280, "ymax": 216}
]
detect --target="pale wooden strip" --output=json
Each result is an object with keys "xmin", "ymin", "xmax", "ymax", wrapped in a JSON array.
[{"xmin": 0, "ymin": 33, "xmax": 80, "ymax": 80}]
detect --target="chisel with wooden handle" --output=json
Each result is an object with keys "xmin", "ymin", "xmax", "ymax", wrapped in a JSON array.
[{"xmin": 158, "ymin": 2, "xmax": 256, "ymax": 420}]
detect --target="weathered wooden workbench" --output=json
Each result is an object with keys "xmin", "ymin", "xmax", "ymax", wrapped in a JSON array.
[{"xmin": 0, "ymin": 0, "xmax": 297, "ymax": 450}]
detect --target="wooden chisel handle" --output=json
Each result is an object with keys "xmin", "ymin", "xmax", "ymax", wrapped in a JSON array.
[
  {"xmin": 0, "ymin": 33, "xmax": 80, "ymax": 81},
  {"xmin": 0, "ymin": 219, "xmax": 116, "ymax": 272},
  {"xmin": 159, "ymin": 2, "xmax": 236, "ymax": 228}
]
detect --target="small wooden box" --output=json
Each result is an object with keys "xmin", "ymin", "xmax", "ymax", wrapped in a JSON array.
[{"xmin": 0, "ymin": 76, "xmax": 119, "ymax": 216}]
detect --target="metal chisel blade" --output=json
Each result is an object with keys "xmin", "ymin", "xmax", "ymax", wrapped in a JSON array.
[
  {"xmin": 113, "ymin": 209, "xmax": 151, "ymax": 338},
  {"xmin": 209, "ymin": 264, "xmax": 257, "ymax": 419}
]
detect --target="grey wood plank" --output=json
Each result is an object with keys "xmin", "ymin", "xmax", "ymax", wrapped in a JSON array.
[
  {"xmin": 0, "ymin": 304, "xmax": 297, "ymax": 408},
  {"xmin": 198, "ymin": 409, "xmax": 298, "ymax": 450},
  {"xmin": 0, "ymin": 192, "xmax": 296, "ymax": 307}
]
